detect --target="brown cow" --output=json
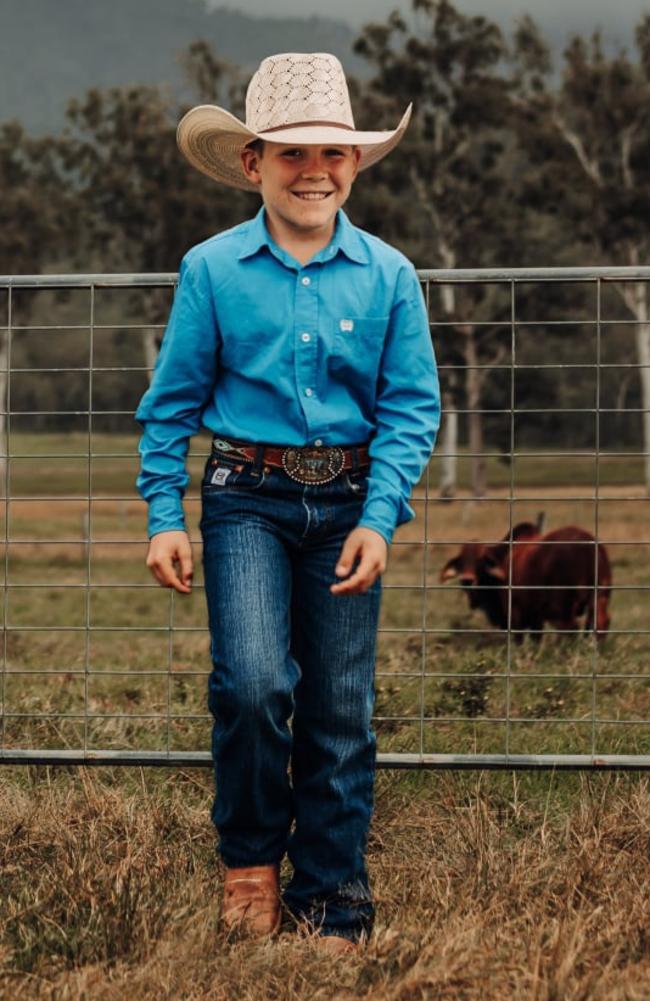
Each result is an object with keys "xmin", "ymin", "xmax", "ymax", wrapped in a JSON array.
[{"xmin": 440, "ymin": 523, "xmax": 612, "ymax": 640}]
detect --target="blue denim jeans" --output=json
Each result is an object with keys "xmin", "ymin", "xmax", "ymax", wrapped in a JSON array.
[{"xmin": 199, "ymin": 449, "xmax": 381, "ymax": 942}]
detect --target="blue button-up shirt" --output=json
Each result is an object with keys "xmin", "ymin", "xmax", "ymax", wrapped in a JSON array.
[{"xmin": 136, "ymin": 207, "xmax": 440, "ymax": 544}]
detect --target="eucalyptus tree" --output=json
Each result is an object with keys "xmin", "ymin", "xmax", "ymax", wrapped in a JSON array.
[
  {"xmin": 0, "ymin": 122, "xmax": 75, "ymax": 275},
  {"xmin": 0, "ymin": 123, "xmax": 79, "ymax": 468},
  {"xmin": 515, "ymin": 18, "xmax": 650, "ymax": 490},
  {"xmin": 350, "ymin": 0, "xmax": 541, "ymax": 497},
  {"xmin": 58, "ymin": 52, "xmax": 254, "ymax": 386}
]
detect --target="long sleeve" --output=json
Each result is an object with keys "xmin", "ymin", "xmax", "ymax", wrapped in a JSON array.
[
  {"xmin": 135, "ymin": 254, "xmax": 219, "ymax": 537},
  {"xmin": 357, "ymin": 264, "xmax": 440, "ymax": 544}
]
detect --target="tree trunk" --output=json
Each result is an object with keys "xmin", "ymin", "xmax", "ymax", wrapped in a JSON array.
[
  {"xmin": 464, "ymin": 325, "xmax": 486, "ymax": 497},
  {"xmin": 439, "ymin": 384, "xmax": 458, "ymax": 500},
  {"xmin": 615, "ymin": 276, "xmax": 650, "ymax": 494},
  {"xmin": 631, "ymin": 283, "xmax": 650, "ymax": 493},
  {"xmin": 0, "ymin": 329, "xmax": 7, "ymax": 496},
  {"xmin": 143, "ymin": 328, "xmax": 159, "ymax": 382},
  {"xmin": 438, "ymin": 281, "xmax": 458, "ymax": 497}
]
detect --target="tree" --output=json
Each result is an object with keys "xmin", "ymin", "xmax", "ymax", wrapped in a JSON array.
[
  {"xmin": 351, "ymin": 0, "xmax": 544, "ymax": 497},
  {"xmin": 0, "ymin": 122, "xmax": 76, "ymax": 275},
  {"xmin": 0, "ymin": 123, "xmax": 80, "ymax": 477},
  {"xmin": 515, "ymin": 18, "xmax": 650, "ymax": 490},
  {"xmin": 56, "ymin": 48, "xmax": 256, "ymax": 381}
]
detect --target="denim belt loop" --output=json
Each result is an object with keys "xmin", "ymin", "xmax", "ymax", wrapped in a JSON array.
[
  {"xmin": 253, "ymin": 443, "xmax": 265, "ymax": 473},
  {"xmin": 350, "ymin": 447, "xmax": 360, "ymax": 473}
]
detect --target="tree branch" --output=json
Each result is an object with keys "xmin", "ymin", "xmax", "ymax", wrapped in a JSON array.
[
  {"xmin": 621, "ymin": 124, "xmax": 637, "ymax": 190},
  {"xmin": 552, "ymin": 111, "xmax": 602, "ymax": 187},
  {"xmin": 408, "ymin": 165, "xmax": 456, "ymax": 270}
]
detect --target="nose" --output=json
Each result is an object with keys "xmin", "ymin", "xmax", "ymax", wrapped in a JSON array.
[{"xmin": 300, "ymin": 151, "xmax": 328, "ymax": 178}]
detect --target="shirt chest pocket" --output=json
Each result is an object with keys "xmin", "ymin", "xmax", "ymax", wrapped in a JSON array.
[{"xmin": 329, "ymin": 316, "xmax": 389, "ymax": 380}]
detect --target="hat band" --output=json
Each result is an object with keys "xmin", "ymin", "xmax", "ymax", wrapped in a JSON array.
[{"xmin": 254, "ymin": 119, "xmax": 355, "ymax": 135}]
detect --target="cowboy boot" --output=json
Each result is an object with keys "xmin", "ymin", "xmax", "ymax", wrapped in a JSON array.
[
  {"xmin": 313, "ymin": 934, "xmax": 360, "ymax": 955},
  {"xmin": 221, "ymin": 864, "xmax": 281, "ymax": 936}
]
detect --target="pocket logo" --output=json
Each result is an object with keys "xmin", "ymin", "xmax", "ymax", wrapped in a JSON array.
[
  {"xmin": 339, "ymin": 319, "xmax": 354, "ymax": 333},
  {"xmin": 210, "ymin": 467, "xmax": 232, "ymax": 486}
]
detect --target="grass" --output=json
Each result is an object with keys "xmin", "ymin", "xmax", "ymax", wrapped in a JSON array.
[
  {"xmin": 1, "ymin": 435, "xmax": 650, "ymax": 759},
  {"xmin": 1, "ymin": 434, "xmax": 650, "ymax": 997},
  {"xmin": 3, "ymin": 766, "xmax": 650, "ymax": 999}
]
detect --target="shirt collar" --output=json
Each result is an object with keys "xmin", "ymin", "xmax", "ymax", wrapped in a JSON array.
[
  {"xmin": 237, "ymin": 207, "xmax": 369, "ymax": 266},
  {"xmin": 328, "ymin": 211, "xmax": 370, "ymax": 265},
  {"xmin": 237, "ymin": 206, "xmax": 270, "ymax": 261}
]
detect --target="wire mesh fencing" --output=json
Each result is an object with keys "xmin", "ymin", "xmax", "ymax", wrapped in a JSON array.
[{"xmin": 0, "ymin": 268, "xmax": 649, "ymax": 769}]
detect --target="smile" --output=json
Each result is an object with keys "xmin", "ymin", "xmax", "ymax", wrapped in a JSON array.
[{"xmin": 292, "ymin": 192, "xmax": 332, "ymax": 200}]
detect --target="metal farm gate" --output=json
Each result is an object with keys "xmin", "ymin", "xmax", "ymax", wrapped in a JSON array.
[{"xmin": 0, "ymin": 268, "xmax": 648, "ymax": 770}]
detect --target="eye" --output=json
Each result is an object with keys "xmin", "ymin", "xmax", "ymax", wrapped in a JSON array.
[
  {"xmin": 281, "ymin": 148, "xmax": 303, "ymax": 159},
  {"xmin": 325, "ymin": 148, "xmax": 346, "ymax": 158}
]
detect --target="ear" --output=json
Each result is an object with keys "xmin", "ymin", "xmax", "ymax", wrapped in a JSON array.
[
  {"xmin": 482, "ymin": 555, "xmax": 507, "ymax": 582},
  {"xmin": 351, "ymin": 146, "xmax": 361, "ymax": 178},
  {"xmin": 241, "ymin": 147, "xmax": 263, "ymax": 185}
]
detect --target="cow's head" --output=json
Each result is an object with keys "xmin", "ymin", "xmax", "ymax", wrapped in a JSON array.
[
  {"xmin": 440, "ymin": 523, "xmax": 543, "ymax": 620},
  {"xmin": 440, "ymin": 524, "xmax": 539, "ymax": 582},
  {"xmin": 440, "ymin": 542, "xmax": 486, "ymax": 604}
]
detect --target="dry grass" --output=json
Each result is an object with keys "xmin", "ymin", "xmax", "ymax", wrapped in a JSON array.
[
  {"xmin": 2, "ymin": 767, "xmax": 650, "ymax": 1000},
  {"xmin": 2, "ymin": 440, "xmax": 650, "ymax": 997},
  {"xmin": 4, "ymin": 466, "xmax": 650, "ymax": 761}
]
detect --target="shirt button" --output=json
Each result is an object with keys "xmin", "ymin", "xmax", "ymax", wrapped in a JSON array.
[
  {"xmin": 301, "ymin": 332, "xmax": 311, "ymax": 343},
  {"xmin": 314, "ymin": 439, "xmax": 323, "ymax": 446},
  {"xmin": 304, "ymin": 388, "xmax": 313, "ymax": 398},
  {"xmin": 301, "ymin": 276, "xmax": 311, "ymax": 286}
]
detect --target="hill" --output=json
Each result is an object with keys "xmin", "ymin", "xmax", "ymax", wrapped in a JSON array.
[{"xmin": 0, "ymin": 0, "xmax": 364, "ymax": 134}]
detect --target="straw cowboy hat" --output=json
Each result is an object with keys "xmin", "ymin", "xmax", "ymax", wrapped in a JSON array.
[{"xmin": 177, "ymin": 52, "xmax": 412, "ymax": 192}]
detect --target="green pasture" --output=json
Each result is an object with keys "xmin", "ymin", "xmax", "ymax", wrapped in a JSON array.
[
  {"xmin": 1, "ymin": 433, "xmax": 649, "ymax": 760},
  {"xmin": 3, "ymin": 431, "xmax": 648, "ymax": 495}
]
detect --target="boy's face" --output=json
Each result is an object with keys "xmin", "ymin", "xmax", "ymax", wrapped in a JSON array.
[{"xmin": 240, "ymin": 141, "xmax": 361, "ymax": 246}]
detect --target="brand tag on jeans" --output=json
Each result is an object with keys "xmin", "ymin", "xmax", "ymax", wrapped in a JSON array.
[
  {"xmin": 339, "ymin": 318, "xmax": 354, "ymax": 332},
  {"xmin": 210, "ymin": 467, "xmax": 232, "ymax": 486}
]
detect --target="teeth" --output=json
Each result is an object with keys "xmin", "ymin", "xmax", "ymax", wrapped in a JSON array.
[{"xmin": 294, "ymin": 192, "xmax": 329, "ymax": 200}]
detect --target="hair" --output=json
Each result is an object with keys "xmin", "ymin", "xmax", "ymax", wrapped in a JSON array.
[
  {"xmin": 245, "ymin": 139, "xmax": 265, "ymax": 156},
  {"xmin": 244, "ymin": 139, "xmax": 360, "ymax": 158}
]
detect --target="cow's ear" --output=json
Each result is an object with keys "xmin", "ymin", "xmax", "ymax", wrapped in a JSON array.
[
  {"xmin": 440, "ymin": 558, "xmax": 459, "ymax": 583},
  {"xmin": 484, "ymin": 561, "xmax": 507, "ymax": 581},
  {"xmin": 483, "ymin": 552, "xmax": 507, "ymax": 580}
]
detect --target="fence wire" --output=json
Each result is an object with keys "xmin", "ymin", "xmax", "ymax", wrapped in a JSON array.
[{"xmin": 1, "ymin": 268, "xmax": 649, "ymax": 769}]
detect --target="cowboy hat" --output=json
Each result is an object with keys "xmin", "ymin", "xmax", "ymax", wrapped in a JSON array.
[{"xmin": 177, "ymin": 52, "xmax": 412, "ymax": 192}]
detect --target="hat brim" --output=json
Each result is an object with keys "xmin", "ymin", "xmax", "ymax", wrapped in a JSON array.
[{"xmin": 176, "ymin": 104, "xmax": 413, "ymax": 191}]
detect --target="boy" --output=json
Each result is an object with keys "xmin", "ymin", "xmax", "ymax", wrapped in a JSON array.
[{"xmin": 136, "ymin": 52, "xmax": 440, "ymax": 953}]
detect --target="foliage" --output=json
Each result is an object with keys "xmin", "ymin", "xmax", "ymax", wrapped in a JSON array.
[
  {"xmin": 0, "ymin": 123, "xmax": 76, "ymax": 274},
  {"xmin": 61, "ymin": 82, "xmax": 255, "ymax": 273},
  {"xmin": 2, "ymin": 0, "xmax": 650, "ymax": 459}
]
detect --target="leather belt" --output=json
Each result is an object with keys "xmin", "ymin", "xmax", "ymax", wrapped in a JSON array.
[{"xmin": 211, "ymin": 436, "xmax": 370, "ymax": 485}]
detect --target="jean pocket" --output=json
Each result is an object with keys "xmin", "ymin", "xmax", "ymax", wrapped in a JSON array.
[
  {"xmin": 344, "ymin": 470, "xmax": 369, "ymax": 498},
  {"xmin": 202, "ymin": 457, "xmax": 266, "ymax": 493}
]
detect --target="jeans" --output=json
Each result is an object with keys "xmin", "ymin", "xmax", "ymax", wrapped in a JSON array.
[{"xmin": 199, "ymin": 449, "xmax": 382, "ymax": 942}]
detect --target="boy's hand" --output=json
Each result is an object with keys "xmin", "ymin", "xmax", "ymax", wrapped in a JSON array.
[
  {"xmin": 331, "ymin": 527, "xmax": 388, "ymax": 596},
  {"xmin": 146, "ymin": 530, "xmax": 194, "ymax": 594}
]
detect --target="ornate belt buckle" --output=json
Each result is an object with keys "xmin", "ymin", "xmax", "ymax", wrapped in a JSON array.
[{"xmin": 281, "ymin": 446, "xmax": 345, "ymax": 485}]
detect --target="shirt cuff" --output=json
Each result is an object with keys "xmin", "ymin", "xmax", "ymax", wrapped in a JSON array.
[
  {"xmin": 357, "ymin": 494, "xmax": 415, "ymax": 546},
  {"xmin": 147, "ymin": 493, "xmax": 186, "ymax": 539}
]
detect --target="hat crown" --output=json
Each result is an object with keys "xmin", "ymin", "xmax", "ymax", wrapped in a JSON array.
[{"xmin": 246, "ymin": 52, "xmax": 356, "ymax": 134}]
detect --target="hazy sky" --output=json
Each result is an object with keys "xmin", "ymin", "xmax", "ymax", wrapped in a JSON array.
[{"xmin": 212, "ymin": 1, "xmax": 650, "ymax": 47}]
